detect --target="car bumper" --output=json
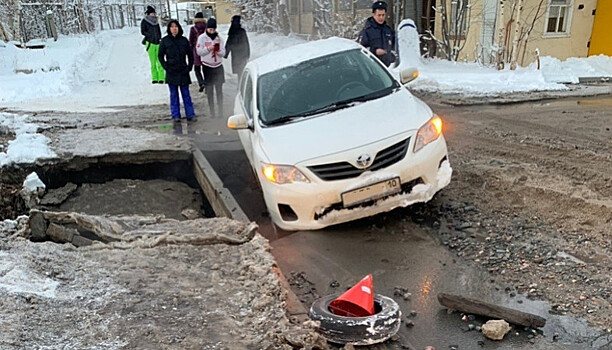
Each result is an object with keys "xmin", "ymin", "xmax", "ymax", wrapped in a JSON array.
[{"xmin": 261, "ymin": 137, "xmax": 451, "ymax": 231}]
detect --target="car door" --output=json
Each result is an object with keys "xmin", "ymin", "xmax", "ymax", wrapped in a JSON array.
[{"xmin": 236, "ymin": 71, "xmax": 255, "ymax": 165}]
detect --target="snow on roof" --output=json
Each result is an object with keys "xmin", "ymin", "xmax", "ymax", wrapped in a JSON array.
[{"xmin": 249, "ymin": 37, "xmax": 362, "ymax": 75}]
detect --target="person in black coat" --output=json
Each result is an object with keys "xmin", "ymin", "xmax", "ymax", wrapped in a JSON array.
[
  {"xmin": 158, "ymin": 20, "xmax": 196, "ymax": 121},
  {"xmin": 224, "ymin": 15, "xmax": 250, "ymax": 82},
  {"xmin": 141, "ymin": 6, "xmax": 165, "ymax": 83},
  {"xmin": 358, "ymin": 1, "xmax": 396, "ymax": 67}
]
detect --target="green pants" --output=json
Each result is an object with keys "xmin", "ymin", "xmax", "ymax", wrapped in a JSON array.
[{"xmin": 146, "ymin": 42, "xmax": 165, "ymax": 82}]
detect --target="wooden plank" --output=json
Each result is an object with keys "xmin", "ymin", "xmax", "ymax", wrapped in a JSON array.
[{"xmin": 437, "ymin": 293, "xmax": 546, "ymax": 328}]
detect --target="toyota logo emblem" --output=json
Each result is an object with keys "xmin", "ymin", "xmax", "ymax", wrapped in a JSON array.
[{"xmin": 356, "ymin": 154, "xmax": 372, "ymax": 168}]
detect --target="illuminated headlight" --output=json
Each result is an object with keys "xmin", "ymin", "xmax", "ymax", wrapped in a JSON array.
[
  {"xmin": 261, "ymin": 164, "xmax": 310, "ymax": 184},
  {"xmin": 414, "ymin": 115, "xmax": 443, "ymax": 153}
]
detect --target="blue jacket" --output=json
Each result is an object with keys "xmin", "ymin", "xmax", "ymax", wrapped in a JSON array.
[{"xmin": 358, "ymin": 17, "xmax": 396, "ymax": 66}]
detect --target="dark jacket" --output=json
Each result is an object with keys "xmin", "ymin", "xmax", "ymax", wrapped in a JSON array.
[
  {"xmin": 159, "ymin": 21, "xmax": 193, "ymax": 86},
  {"xmin": 358, "ymin": 17, "xmax": 396, "ymax": 66},
  {"xmin": 225, "ymin": 24, "xmax": 250, "ymax": 74},
  {"xmin": 189, "ymin": 18, "xmax": 207, "ymax": 66},
  {"xmin": 141, "ymin": 15, "xmax": 162, "ymax": 45}
]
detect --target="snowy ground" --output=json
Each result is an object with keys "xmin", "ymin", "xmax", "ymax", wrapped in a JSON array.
[
  {"xmin": 1, "ymin": 25, "xmax": 611, "ymax": 112},
  {"xmin": 0, "ymin": 26, "xmax": 304, "ymax": 112}
]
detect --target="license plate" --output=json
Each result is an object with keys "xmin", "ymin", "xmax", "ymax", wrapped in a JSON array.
[{"xmin": 341, "ymin": 177, "xmax": 401, "ymax": 207}]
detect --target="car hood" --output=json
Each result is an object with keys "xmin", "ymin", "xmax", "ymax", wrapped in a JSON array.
[{"xmin": 256, "ymin": 89, "xmax": 433, "ymax": 165}]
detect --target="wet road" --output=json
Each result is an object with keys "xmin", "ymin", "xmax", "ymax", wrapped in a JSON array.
[{"xmin": 187, "ymin": 86, "xmax": 611, "ymax": 349}]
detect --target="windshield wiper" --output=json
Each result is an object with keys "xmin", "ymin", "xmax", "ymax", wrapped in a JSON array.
[
  {"xmin": 344, "ymin": 85, "xmax": 400, "ymax": 104},
  {"xmin": 266, "ymin": 101, "xmax": 355, "ymax": 126}
]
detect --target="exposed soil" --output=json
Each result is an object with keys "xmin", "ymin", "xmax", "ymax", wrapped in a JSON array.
[{"xmin": 414, "ymin": 96, "xmax": 612, "ymax": 331}]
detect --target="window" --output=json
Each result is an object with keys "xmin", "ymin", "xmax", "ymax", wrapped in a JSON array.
[
  {"xmin": 546, "ymin": 0, "xmax": 571, "ymax": 34},
  {"xmin": 257, "ymin": 49, "xmax": 398, "ymax": 125},
  {"xmin": 449, "ymin": 0, "xmax": 469, "ymax": 36}
]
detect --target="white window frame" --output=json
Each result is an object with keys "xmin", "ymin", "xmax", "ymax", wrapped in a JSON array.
[
  {"xmin": 543, "ymin": 0, "xmax": 573, "ymax": 38},
  {"xmin": 449, "ymin": 0, "xmax": 469, "ymax": 36}
]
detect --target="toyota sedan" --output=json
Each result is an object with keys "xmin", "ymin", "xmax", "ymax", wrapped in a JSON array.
[{"xmin": 227, "ymin": 37, "xmax": 451, "ymax": 231}]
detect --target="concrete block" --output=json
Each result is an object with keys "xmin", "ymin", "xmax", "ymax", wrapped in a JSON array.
[
  {"xmin": 29, "ymin": 211, "xmax": 48, "ymax": 241},
  {"xmin": 46, "ymin": 223, "xmax": 75, "ymax": 243}
]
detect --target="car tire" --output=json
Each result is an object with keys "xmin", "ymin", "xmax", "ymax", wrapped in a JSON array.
[{"xmin": 309, "ymin": 293, "xmax": 401, "ymax": 345}]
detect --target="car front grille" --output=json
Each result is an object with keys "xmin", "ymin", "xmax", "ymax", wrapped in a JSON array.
[{"xmin": 307, "ymin": 137, "xmax": 410, "ymax": 181}]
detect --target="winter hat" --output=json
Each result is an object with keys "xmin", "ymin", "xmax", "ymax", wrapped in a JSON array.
[
  {"xmin": 231, "ymin": 15, "xmax": 241, "ymax": 24},
  {"xmin": 371, "ymin": 1, "xmax": 387, "ymax": 12},
  {"xmin": 145, "ymin": 5, "xmax": 156, "ymax": 15},
  {"xmin": 207, "ymin": 18, "xmax": 217, "ymax": 29},
  {"xmin": 195, "ymin": 12, "xmax": 204, "ymax": 19}
]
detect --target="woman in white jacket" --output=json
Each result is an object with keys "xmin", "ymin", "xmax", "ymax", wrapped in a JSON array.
[{"xmin": 196, "ymin": 18, "xmax": 226, "ymax": 118}]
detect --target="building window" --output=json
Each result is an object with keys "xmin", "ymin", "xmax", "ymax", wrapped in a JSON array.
[
  {"xmin": 449, "ymin": 0, "xmax": 469, "ymax": 35},
  {"xmin": 546, "ymin": 0, "xmax": 571, "ymax": 34}
]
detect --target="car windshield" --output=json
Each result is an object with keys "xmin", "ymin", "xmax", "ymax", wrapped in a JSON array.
[{"xmin": 257, "ymin": 49, "xmax": 400, "ymax": 126}]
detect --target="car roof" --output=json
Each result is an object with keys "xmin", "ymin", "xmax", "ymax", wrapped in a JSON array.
[{"xmin": 248, "ymin": 37, "xmax": 363, "ymax": 76}]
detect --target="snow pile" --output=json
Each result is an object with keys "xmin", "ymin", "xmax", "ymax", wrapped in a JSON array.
[
  {"xmin": 0, "ymin": 113, "xmax": 55, "ymax": 166},
  {"xmin": 408, "ymin": 59, "xmax": 568, "ymax": 95},
  {"xmin": 536, "ymin": 55, "xmax": 612, "ymax": 84}
]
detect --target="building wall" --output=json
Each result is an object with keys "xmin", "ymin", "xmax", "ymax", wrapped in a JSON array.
[
  {"xmin": 434, "ymin": 0, "xmax": 597, "ymax": 66},
  {"xmin": 589, "ymin": 0, "xmax": 612, "ymax": 56},
  {"xmin": 215, "ymin": 0, "xmax": 239, "ymax": 24}
]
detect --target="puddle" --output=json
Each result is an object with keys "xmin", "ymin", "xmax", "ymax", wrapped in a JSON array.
[{"xmin": 503, "ymin": 294, "xmax": 612, "ymax": 348}]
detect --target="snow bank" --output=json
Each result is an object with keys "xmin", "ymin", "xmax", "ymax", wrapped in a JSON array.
[
  {"xmin": 536, "ymin": 55, "xmax": 612, "ymax": 84},
  {"xmin": 409, "ymin": 58, "xmax": 568, "ymax": 95},
  {"xmin": 0, "ymin": 113, "xmax": 56, "ymax": 166}
]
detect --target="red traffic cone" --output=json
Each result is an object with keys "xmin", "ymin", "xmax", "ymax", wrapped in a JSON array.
[{"xmin": 329, "ymin": 274, "xmax": 375, "ymax": 317}]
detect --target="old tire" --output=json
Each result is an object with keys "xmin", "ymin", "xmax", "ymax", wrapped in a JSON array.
[{"xmin": 309, "ymin": 293, "xmax": 401, "ymax": 345}]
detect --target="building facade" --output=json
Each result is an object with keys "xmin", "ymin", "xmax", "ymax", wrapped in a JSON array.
[{"xmin": 433, "ymin": 0, "xmax": 610, "ymax": 66}]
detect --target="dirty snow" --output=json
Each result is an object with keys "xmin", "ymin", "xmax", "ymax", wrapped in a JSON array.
[
  {"xmin": 0, "ymin": 112, "xmax": 55, "ymax": 166},
  {"xmin": 0, "ymin": 216, "xmax": 326, "ymax": 349}
]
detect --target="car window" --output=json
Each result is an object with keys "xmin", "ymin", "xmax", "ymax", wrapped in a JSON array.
[
  {"xmin": 243, "ymin": 75, "xmax": 253, "ymax": 120},
  {"xmin": 257, "ymin": 49, "xmax": 399, "ymax": 125}
]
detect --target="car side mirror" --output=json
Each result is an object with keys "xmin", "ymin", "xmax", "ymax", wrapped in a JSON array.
[
  {"xmin": 227, "ymin": 114, "xmax": 249, "ymax": 130},
  {"xmin": 399, "ymin": 67, "xmax": 419, "ymax": 84}
]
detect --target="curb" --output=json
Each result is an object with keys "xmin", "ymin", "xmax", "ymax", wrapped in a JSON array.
[
  {"xmin": 192, "ymin": 148, "xmax": 309, "ymax": 322},
  {"xmin": 412, "ymin": 84, "xmax": 612, "ymax": 106}
]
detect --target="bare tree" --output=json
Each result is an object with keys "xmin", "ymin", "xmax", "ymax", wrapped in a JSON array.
[{"xmin": 428, "ymin": 0, "xmax": 473, "ymax": 61}]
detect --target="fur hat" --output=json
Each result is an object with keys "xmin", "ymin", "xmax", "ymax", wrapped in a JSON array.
[
  {"xmin": 207, "ymin": 18, "xmax": 217, "ymax": 29},
  {"xmin": 145, "ymin": 5, "xmax": 156, "ymax": 15},
  {"xmin": 195, "ymin": 12, "xmax": 204, "ymax": 19},
  {"xmin": 371, "ymin": 1, "xmax": 387, "ymax": 12}
]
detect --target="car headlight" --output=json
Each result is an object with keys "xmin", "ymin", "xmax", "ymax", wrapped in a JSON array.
[
  {"xmin": 261, "ymin": 164, "xmax": 310, "ymax": 184},
  {"xmin": 413, "ymin": 115, "xmax": 443, "ymax": 153}
]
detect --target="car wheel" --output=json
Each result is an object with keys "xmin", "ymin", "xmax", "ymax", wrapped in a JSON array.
[{"xmin": 309, "ymin": 293, "xmax": 401, "ymax": 345}]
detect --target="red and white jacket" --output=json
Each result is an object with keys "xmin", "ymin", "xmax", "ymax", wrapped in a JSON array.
[{"xmin": 196, "ymin": 33, "xmax": 226, "ymax": 68}]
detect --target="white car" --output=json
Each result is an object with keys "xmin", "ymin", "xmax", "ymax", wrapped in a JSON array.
[{"xmin": 227, "ymin": 37, "xmax": 451, "ymax": 231}]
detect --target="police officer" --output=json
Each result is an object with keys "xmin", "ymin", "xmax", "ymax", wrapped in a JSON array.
[{"xmin": 358, "ymin": 1, "xmax": 396, "ymax": 67}]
